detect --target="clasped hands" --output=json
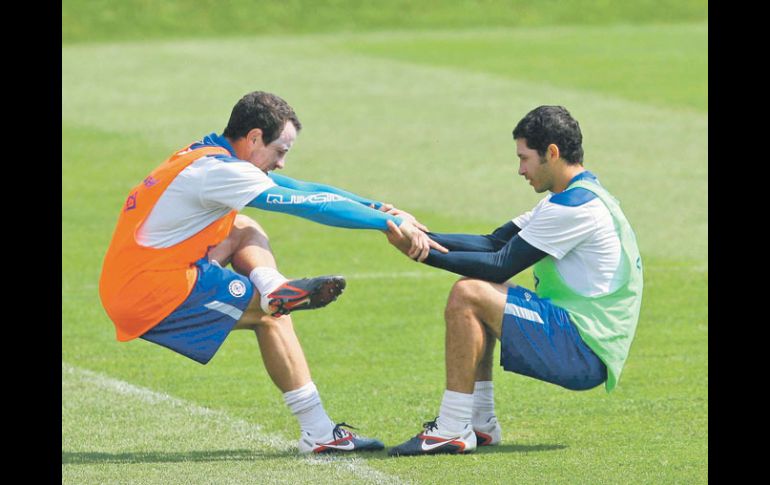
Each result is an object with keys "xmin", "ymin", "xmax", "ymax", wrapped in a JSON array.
[{"xmin": 374, "ymin": 203, "xmax": 448, "ymax": 262}]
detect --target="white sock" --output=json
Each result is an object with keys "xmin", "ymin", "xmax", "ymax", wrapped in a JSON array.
[
  {"xmin": 435, "ymin": 389, "xmax": 474, "ymax": 436},
  {"xmin": 283, "ymin": 382, "xmax": 335, "ymax": 441},
  {"xmin": 249, "ymin": 267, "xmax": 289, "ymax": 313},
  {"xmin": 472, "ymin": 381, "xmax": 496, "ymax": 429}
]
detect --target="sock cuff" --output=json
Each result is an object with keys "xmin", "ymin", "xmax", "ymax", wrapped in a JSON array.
[
  {"xmin": 249, "ymin": 266, "xmax": 283, "ymax": 283},
  {"xmin": 438, "ymin": 389, "xmax": 474, "ymax": 435},
  {"xmin": 443, "ymin": 389, "xmax": 474, "ymax": 406},
  {"xmin": 473, "ymin": 381, "xmax": 494, "ymax": 393},
  {"xmin": 283, "ymin": 381, "xmax": 320, "ymax": 415}
]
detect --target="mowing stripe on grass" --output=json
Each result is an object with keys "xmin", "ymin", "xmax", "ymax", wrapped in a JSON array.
[
  {"xmin": 62, "ymin": 362, "xmax": 407, "ymax": 485},
  {"xmin": 62, "ymin": 30, "xmax": 707, "ymax": 263}
]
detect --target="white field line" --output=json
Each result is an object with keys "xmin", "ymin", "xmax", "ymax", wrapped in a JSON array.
[
  {"xmin": 345, "ymin": 270, "xmax": 452, "ymax": 280},
  {"xmin": 62, "ymin": 362, "xmax": 408, "ymax": 485}
]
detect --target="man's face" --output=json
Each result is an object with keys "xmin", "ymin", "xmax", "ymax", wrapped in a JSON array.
[
  {"xmin": 516, "ymin": 138, "xmax": 552, "ymax": 193},
  {"xmin": 250, "ymin": 121, "xmax": 297, "ymax": 172}
]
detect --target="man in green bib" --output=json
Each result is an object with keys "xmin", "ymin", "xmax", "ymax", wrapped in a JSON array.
[{"xmin": 385, "ymin": 105, "xmax": 643, "ymax": 457}]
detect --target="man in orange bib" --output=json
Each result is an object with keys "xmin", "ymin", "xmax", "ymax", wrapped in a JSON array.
[{"xmin": 99, "ymin": 91, "xmax": 443, "ymax": 454}]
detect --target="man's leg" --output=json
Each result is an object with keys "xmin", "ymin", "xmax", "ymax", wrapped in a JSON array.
[
  {"xmin": 234, "ymin": 303, "xmax": 312, "ymax": 392},
  {"xmin": 390, "ymin": 276, "xmax": 608, "ymax": 457},
  {"xmin": 209, "ymin": 215, "xmax": 345, "ymax": 317},
  {"xmin": 233, "ymin": 299, "xmax": 343, "ymax": 447},
  {"xmin": 207, "ymin": 214, "xmax": 278, "ymax": 272},
  {"xmin": 474, "ymin": 328, "xmax": 495, "ymax": 383},
  {"xmin": 443, "ymin": 278, "xmax": 507, "ymax": 393},
  {"xmin": 439, "ymin": 278, "xmax": 506, "ymax": 443},
  {"xmin": 471, "ymin": 326, "xmax": 501, "ymax": 446},
  {"xmin": 389, "ymin": 278, "xmax": 507, "ymax": 456},
  {"xmin": 211, "ymin": 215, "xmax": 382, "ymax": 453}
]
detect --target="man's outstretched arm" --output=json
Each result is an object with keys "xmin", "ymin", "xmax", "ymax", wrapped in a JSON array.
[
  {"xmin": 426, "ymin": 221, "xmax": 521, "ymax": 252},
  {"xmin": 386, "ymin": 220, "xmax": 545, "ymax": 283},
  {"xmin": 248, "ymin": 185, "xmax": 401, "ymax": 230},
  {"xmin": 268, "ymin": 172, "xmax": 385, "ymax": 209},
  {"xmin": 269, "ymin": 172, "xmax": 436, "ymax": 232},
  {"xmin": 247, "ymin": 186, "xmax": 448, "ymax": 260}
]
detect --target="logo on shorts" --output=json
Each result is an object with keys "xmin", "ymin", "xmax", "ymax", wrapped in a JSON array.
[
  {"xmin": 524, "ymin": 292, "xmax": 532, "ymax": 301},
  {"xmin": 228, "ymin": 280, "xmax": 247, "ymax": 298}
]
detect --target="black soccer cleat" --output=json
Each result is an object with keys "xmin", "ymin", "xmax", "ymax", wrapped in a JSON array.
[
  {"xmin": 266, "ymin": 276, "xmax": 346, "ymax": 317},
  {"xmin": 388, "ymin": 419, "xmax": 476, "ymax": 457}
]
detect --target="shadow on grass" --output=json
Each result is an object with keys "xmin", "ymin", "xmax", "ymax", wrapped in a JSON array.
[
  {"xmin": 62, "ymin": 448, "xmax": 296, "ymax": 464},
  {"xmin": 476, "ymin": 443, "xmax": 568, "ymax": 454},
  {"xmin": 63, "ymin": 443, "xmax": 567, "ymax": 464},
  {"xmin": 360, "ymin": 442, "xmax": 567, "ymax": 460}
]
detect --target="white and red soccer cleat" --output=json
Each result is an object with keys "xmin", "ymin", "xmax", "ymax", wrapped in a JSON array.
[{"xmin": 299, "ymin": 422, "xmax": 384, "ymax": 454}]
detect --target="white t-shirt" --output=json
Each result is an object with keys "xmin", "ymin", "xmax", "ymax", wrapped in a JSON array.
[
  {"xmin": 136, "ymin": 156, "xmax": 276, "ymax": 248},
  {"xmin": 513, "ymin": 189, "xmax": 623, "ymax": 297}
]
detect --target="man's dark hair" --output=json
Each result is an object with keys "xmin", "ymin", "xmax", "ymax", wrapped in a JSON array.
[
  {"xmin": 512, "ymin": 106, "xmax": 584, "ymax": 165},
  {"xmin": 223, "ymin": 91, "xmax": 302, "ymax": 144}
]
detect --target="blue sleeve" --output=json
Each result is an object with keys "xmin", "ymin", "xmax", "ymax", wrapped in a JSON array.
[
  {"xmin": 268, "ymin": 172, "xmax": 383, "ymax": 209},
  {"xmin": 422, "ymin": 234, "xmax": 546, "ymax": 283},
  {"xmin": 247, "ymin": 185, "xmax": 402, "ymax": 230},
  {"xmin": 427, "ymin": 221, "xmax": 521, "ymax": 252}
]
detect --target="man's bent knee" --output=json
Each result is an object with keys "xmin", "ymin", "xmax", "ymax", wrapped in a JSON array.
[
  {"xmin": 446, "ymin": 278, "xmax": 487, "ymax": 309},
  {"xmin": 445, "ymin": 278, "xmax": 507, "ymax": 338},
  {"xmin": 233, "ymin": 214, "xmax": 269, "ymax": 240},
  {"xmin": 445, "ymin": 278, "xmax": 485, "ymax": 323}
]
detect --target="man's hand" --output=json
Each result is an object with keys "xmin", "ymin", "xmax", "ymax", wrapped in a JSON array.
[
  {"xmin": 373, "ymin": 203, "xmax": 430, "ymax": 232},
  {"xmin": 385, "ymin": 220, "xmax": 448, "ymax": 262}
]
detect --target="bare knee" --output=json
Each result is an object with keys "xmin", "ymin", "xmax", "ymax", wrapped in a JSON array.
[
  {"xmin": 446, "ymin": 278, "xmax": 485, "ymax": 310},
  {"xmin": 233, "ymin": 214, "xmax": 269, "ymax": 241},
  {"xmin": 229, "ymin": 215, "xmax": 271, "ymax": 260},
  {"xmin": 445, "ymin": 278, "xmax": 486, "ymax": 321},
  {"xmin": 445, "ymin": 278, "xmax": 507, "ymax": 339}
]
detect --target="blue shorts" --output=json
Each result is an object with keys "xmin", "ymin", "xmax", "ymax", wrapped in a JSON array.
[
  {"xmin": 140, "ymin": 257, "xmax": 255, "ymax": 365},
  {"xmin": 499, "ymin": 286, "xmax": 606, "ymax": 390}
]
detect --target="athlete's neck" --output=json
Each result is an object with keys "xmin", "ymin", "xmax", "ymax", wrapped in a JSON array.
[
  {"xmin": 552, "ymin": 164, "xmax": 585, "ymax": 193},
  {"xmin": 226, "ymin": 136, "xmax": 251, "ymax": 161}
]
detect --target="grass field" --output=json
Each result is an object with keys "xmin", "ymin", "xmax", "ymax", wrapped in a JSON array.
[{"xmin": 62, "ymin": 3, "xmax": 708, "ymax": 483}]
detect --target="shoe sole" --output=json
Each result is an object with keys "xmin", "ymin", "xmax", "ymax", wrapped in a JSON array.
[
  {"xmin": 270, "ymin": 276, "xmax": 346, "ymax": 315},
  {"xmin": 388, "ymin": 447, "xmax": 474, "ymax": 457},
  {"xmin": 313, "ymin": 444, "xmax": 384, "ymax": 454}
]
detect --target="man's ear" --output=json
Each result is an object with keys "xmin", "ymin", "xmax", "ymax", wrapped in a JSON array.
[
  {"xmin": 546, "ymin": 143, "xmax": 560, "ymax": 162},
  {"xmin": 247, "ymin": 128, "xmax": 264, "ymax": 146}
]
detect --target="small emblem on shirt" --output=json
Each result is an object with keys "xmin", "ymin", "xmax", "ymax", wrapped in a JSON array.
[
  {"xmin": 143, "ymin": 176, "xmax": 158, "ymax": 187},
  {"xmin": 229, "ymin": 280, "xmax": 247, "ymax": 298},
  {"xmin": 124, "ymin": 191, "xmax": 137, "ymax": 211},
  {"xmin": 524, "ymin": 292, "xmax": 532, "ymax": 301}
]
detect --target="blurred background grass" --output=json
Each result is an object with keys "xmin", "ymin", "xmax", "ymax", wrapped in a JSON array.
[{"xmin": 63, "ymin": 0, "xmax": 707, "ymax": 43}]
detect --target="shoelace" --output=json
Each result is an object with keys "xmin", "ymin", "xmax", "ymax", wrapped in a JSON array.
[
  {"xmin": 332, "ymin": 422, "xmax": 358, "ymax": 440},
  {"xmin": 422, "ymin": 418, "xmax": 439, "ymax": 433}
]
